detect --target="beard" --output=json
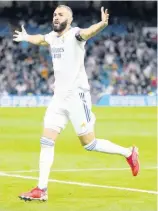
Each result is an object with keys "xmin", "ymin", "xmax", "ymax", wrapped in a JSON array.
[{"xmin": 53, "ymin": 20, "xmax": 68, "ymax": 32}]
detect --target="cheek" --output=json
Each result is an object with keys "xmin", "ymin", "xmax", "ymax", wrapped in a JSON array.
[{"xmin": 61, "ymin": 17, "xmax": 67, "ymax": 22}]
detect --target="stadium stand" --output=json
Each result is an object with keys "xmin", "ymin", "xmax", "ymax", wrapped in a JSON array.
[{"xmin": 0, "ymin": 1, "xmax": 157, "ymax": 100}]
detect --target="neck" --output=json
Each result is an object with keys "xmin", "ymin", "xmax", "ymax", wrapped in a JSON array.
[{"xmin": 57, "ymin": 25, "xmax": 71, "ymax": 36}]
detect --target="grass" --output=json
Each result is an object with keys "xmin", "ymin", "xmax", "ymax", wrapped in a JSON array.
[{"xmin": 0, "ymin": 107, "xmax": 157, "ymax": 211}]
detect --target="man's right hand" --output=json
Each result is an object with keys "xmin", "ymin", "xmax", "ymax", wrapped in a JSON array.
[
  {"xmin": 13, "ymin": 25, "xmax": 48, "ymax": 46},
  {"xmin": 13, "ymin": 25, "xmax": 28, "ymax": 42}
]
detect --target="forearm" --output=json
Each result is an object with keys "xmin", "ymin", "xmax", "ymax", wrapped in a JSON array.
[
  {"xmin": 13, "ymin": 25, "xmax": 49, "ymax": 46},
  {"xmin": 25, "ymin": 34, "xmax": 46, "ymax": 45},
  {"xmin": 80, "ymin": 21, "xmax": 107, "ymax": 40}
]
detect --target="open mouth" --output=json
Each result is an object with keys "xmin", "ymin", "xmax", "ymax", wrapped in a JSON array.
[{"xmin": 54, "ymin": 22, "xmax": 59, "ymax": 25}]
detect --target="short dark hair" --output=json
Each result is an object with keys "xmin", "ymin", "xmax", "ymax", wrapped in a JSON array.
[{"xmin": 57, "ymin": 5, "xmax": 73, "ymax": 17}]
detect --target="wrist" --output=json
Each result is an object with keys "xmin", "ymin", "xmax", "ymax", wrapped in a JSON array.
[
  {"xmin": 23, "ymin": 33, "xmax": 29, "ymax": 41},
  {"xmin": 100, "ymin": 21, "xmax": 108, "ymax": 27}
]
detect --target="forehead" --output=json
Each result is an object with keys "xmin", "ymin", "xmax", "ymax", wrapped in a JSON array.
[{"xmin": 54, "ymin": 7, "xmax": 69, "ymax": 15}]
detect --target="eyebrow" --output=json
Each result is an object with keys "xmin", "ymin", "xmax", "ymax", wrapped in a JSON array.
[{"xmin": 53, "ymin": 12, "xmax": 63, "ymax": 16}]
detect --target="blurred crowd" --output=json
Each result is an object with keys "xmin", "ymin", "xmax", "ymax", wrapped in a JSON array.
[
  {"xmin": 0, "ymin": 38, "xmax": 54, "ymax": 95},
  {"xmin": 86, "ymin": 23, "xmax": 157, "ymax": 97},
  {"xmin": 0, "ymin": 1, "xmax": 157, "ymax": 98}
]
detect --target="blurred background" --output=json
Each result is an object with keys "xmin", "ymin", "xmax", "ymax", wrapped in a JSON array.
[{"xmin": 0, "ymin": 1, "xmax": 157, "ymax": 105}]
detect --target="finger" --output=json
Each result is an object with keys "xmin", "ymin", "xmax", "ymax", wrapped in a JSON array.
[
  {"xmin": 15, "ymin": 30, "xmax": 20, "ymax": 34},
  {"xmin": 21, "ymin": 24, "xmax": 26, "ymax": 32},
  {"xmin": 13, "ymin": 38, "xmax": 20, "ymax": 42},
  {"xmin": 101, "ymin": 6, "xmax": 104, "ymax": 14},
  {"xmin": 105, "ymin": 9, "xmax": 108, "ymax": 15},
  {"xmin": 13, "ymin": 34, "xmax": 18, "ymax": 38}
]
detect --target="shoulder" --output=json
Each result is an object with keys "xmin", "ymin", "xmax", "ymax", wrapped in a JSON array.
[
  {"xmin": 44, "ymin": 31, "xmax": 56, "ymax": 38},
  {"xmin": 70, "ymin": 27, "xmax": 85, "ymax": 42},
  {"xmin": 47, "ymin": 30, "xmax": 56, "ymax": 35},
  {"xmin": 70, "ymin": 27, "xmax": 81, "ymax": 34},
  {"xmin": 44, "ymin": 31, "xmax": 57, "ymax": 44}
]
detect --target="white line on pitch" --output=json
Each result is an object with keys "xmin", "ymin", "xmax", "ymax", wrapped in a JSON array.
[
  {"xmin": 1, "ymin": 166, "xmax": 157, "ymax": 173},
  {"xmin": 0, "ymin": 172, "xmax": 157, "ymax": 195}
]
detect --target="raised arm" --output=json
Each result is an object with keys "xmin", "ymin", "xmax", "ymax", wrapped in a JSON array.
[
  {"xmin": 13, "ymin": 25, "xmax": 48, "ymax": 46},
  {"xmin": 78, "ymin": 7, "xmax": 109, "ymax": 41}
]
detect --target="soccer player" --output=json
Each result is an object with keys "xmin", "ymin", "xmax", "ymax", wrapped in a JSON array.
[{"xmin": 13, "ymin": 5, "xmax": 139, "ymax": 201}]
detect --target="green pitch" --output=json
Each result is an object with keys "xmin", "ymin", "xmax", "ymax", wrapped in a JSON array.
[{"xmin": 0, "ymin": 107, "xmax": 157, "ymax": 211}]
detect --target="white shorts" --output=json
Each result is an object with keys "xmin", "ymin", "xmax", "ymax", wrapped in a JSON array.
[{"xmin": 44, "ymin": 90, "xmax": 96, "ymax": 135}]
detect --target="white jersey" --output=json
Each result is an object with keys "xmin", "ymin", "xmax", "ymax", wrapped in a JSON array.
[{"xmin": 44, "ymin": 27, "xmax": 90, "ymax": 95}]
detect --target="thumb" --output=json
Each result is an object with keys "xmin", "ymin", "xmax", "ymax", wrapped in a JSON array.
[{"xmin": 21, "ymin": 25, "xmax": 26, "ymax": 33}]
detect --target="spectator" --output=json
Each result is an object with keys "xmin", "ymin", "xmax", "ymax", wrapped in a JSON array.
[{"xmin": 0, "ymin": 2, "xmax": 156, "ymax": 99}]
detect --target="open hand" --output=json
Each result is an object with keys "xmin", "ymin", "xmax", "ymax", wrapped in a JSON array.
[
  {"xmin": 101, "ymin": 7, "xmax": 109, "ymax": 26},
  {"xmin": 13, "ymin": 25, "xmax": 28, "ymax": 42}
]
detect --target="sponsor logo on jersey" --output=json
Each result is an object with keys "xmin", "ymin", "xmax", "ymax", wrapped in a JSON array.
[
  {"xmin": 51, "ymin": 47, "xmax": 64, "ymax": 53},
  {"xmin": 51, "ymin": 47, "xmax": 64, "ymax": 59}
]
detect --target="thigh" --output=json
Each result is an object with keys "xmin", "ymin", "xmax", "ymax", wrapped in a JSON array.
[
  {"xmin": 68, "ymin": 91, "xmax": 96, "ymax": 136},
  {"xmin": 44, "ymin": 96, "xmax": 69, "ymax": 133}
]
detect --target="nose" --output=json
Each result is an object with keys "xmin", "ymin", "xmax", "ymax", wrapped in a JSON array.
[{"xmin": 54, "ymin": 17, "xmax": 59, "ymax": 23}]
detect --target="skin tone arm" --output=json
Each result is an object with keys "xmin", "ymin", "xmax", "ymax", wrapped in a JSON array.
[
  {"xmin": 79, "ymin": 7, "xmax": 109, "ymax": 41},
  {"xmin": 13, "ymin": 7, "xmax": 109, "ymax": 44},
  {"xmin": 13, "ymin": 25, "xmax": 48, "ymax": 46}
]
